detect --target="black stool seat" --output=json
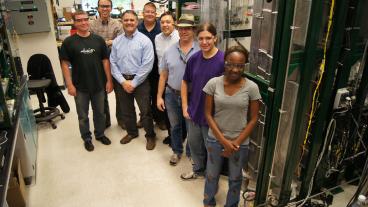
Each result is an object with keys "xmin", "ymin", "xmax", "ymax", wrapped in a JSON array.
[
  {"xmin": 28, "ymin": 79, "xmax": 65, "ymax": 129},
  {"xmin": 28, "ymin": 79, "xmax": 52, "ymax": 89}
]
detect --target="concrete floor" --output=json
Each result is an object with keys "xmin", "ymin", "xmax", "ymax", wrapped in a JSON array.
[{"xmin": 26, "ymin": 92, "xmax": 357, "ymax": 207}]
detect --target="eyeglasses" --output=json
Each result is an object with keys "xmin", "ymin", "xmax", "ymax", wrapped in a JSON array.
[
  {"xmin": 74, "ymin": 18, "xmax": 89, "ymax": 22},
  {"xmin": 224, "ymin": 62, "xmax": 247, "ymax": 69},
  {"xmin": 99, "ymin": 4, "xmax": 111, "ymax": 8}
]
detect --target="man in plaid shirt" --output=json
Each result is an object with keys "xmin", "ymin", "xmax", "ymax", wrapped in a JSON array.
[{"xmin": 90, "ymin": 0, "xmax": 123, "ymax": 129}]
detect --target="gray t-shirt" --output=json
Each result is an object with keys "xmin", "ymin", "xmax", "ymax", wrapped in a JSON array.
[{"xmin": 203, "ymin": 75, "xmax": 261, "ymax": 145}]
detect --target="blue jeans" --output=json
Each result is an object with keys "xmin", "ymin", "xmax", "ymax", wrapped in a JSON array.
[
  {"xmin": 74, "ymin": 90, "xmax": 105, "ymax": 141},
  {"xmin": 165, "ymin": 88, "xmax": 190, "ymax": 156},
  {"xmin": 204, "ymin": 136, "xmax": 249, "ymax": 207},
  {"xmin": 186, "ymin": 119, "xmax": 208, "ymax": 174}
]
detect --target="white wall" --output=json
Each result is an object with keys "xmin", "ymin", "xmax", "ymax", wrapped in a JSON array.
[
  {"xmin": 13, "ymin": 0, "xmax": 64, "ymax": 85},
  {"xmin": 54, "ymin": 0, "xmax": 155, "ymax": 13},
  {"xmin": 132, "ymin": 0, "xmax": 151, "ymax": 11}
]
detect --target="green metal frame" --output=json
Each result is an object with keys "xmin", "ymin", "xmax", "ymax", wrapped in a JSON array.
[
  {"xmin": 245, "ymin": 72, "xmax": 270, "ymax": 103},
  {"xmin": 274, "ymin": 0, "xmax": 326, "ymax": 203},
  {"xmin": 298, "ymin": 0, "xmax": 357, "ymax": 198},
  {"xmin": 354, "ymin": 44, "xmax": 368, "ymax": 109},
  {"xmin": 254, "ymin": 0, "xmax": 298, "ymax": 205},
  {"xmin": 335, "ymin": 10, "xmax": 365, "ymax": 89}
]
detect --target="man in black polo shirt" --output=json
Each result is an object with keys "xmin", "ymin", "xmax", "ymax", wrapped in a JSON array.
[{"xmin": 60, "ymin": 10, "xmax": 113, "ymax": 152}]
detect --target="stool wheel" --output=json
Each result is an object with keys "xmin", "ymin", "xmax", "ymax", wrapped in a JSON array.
[
  {"xmin": 61, "ymin": 115, "xmax": 65, "ymax": 119},
  {"xmin": 52, "ymin": 124, "xmax": 57, "ymax": 129}
]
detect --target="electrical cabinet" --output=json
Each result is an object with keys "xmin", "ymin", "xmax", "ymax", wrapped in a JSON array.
[
  {"xmin": 0, "ymin": 2, "xmax": 37, "ymax": 204},
  {"xmin": 0, "ymin": 13, "xmax": 18, "ymax": 129},
  {"xmin": 5, "ymin": 0, "xmax": 50, "ymax": 34}
]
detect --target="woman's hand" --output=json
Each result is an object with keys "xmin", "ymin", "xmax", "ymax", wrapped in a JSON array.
[{"xmin": 220, "ymin": 139, "xmax": 239, "ymax": 155}]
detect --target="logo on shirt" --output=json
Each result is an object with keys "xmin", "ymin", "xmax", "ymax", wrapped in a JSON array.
[{"xmin": 80, "ymin": 48, "xmax": 95, "ymax": 54}]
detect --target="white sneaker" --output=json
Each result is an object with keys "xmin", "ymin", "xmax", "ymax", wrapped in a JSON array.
[
  {"xmin": 180, "ymin": 171, "xmax": 204, "ymax": 180},
  {"xmin": 169, "ymin": 154, "xmax": 181, "ymax": 166},
  {"xmin": 188, "ymin": 157, "xmax": 194, "ymax": 165}
]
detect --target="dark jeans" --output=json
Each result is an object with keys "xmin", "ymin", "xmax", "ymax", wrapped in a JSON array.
[
  {"xmin": 149, "ymin": 74, "xmax": 166, "ymax": 123},
  {"xmin": 113, "ymin": 79, "xmax": 126, "ymax": 126},
  {"xmin": 115, "ymin": 79, "xmax": 156, "ymax": 138},
  {"xmin": 104, "ymin": 92, "xmax": 111, "ymax": 126},
  {"xmin": 74, "ymin": 90, "xmax": 105, "ymax": 141}
]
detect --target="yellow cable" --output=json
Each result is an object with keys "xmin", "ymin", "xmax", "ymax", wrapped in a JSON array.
[{"xmin": 299, "ymin": 0, "xmax": 336, "ymax": 169}]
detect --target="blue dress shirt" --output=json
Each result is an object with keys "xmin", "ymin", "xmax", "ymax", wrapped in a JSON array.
[{"xmin": 110, "ymin": 30, "xmax": 154, "ymax": 87}]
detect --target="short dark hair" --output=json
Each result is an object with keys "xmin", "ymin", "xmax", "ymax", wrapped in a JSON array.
[
  {"xmin": 72, "ymin": 10, "xmax": 88, "ymax": 21},
  {"xmin": 196, "ymin": 23, "xmax": 217, "ymax": 36},
  {"xmin": 144, "ymin": 2, "xmax": 157, "ymax": 11},
  {"xmin": 122, "ymin": 10, "xmax": 138, "ymax": 20},
  {"xmin": 224, "ymin": 46, "xmax": 249, "ymax": 63},
  {"xmin": 97, "ymin": 0, "xmax": 112, "ymax": 8},
  {"xmin": 160, "ymin": 11, "xmax": 176, "ymax": 21}
]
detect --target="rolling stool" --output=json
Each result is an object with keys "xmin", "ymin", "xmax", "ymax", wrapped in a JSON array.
[{"xmin": 28, "ymin": 79, "xmax": 65, "ymax": 129}]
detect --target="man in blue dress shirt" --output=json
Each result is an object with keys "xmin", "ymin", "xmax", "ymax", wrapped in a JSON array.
[{"xmin": 110, "ymin": 10, "xmax": 157, "ymax": 150}]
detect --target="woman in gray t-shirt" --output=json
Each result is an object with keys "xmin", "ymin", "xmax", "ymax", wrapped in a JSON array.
[{"xmin": 203, "ymin": 46, "xmax": 261, "ymax": 207}]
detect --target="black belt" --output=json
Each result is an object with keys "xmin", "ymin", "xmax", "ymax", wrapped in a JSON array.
[
  {"xmin": 122, "ymin": 74, "xmax": 135, "ymax": 80},
  {"xmin": 167, "ymin": 85, "xmax": 181, "ymax": 96}
]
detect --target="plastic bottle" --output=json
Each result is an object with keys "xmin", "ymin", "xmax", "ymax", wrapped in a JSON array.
[{"xmin": 352, "ymin": 195, "xmax": 367, "ymax": 207}]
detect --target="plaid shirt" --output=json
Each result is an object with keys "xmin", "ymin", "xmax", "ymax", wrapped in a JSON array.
[{"xmin": 90, "ymin": 18, "xmax": 122, "ymax": 41}]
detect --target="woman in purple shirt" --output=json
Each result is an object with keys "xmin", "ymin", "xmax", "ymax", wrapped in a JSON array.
[{"xmin": 180, "ymin": 23, "xmax": 224, "ymax": 180}]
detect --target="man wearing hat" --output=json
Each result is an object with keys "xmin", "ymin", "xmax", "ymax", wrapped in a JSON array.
[{"xmin": 157, "ymin": 13, "xmax": 199, "ymax": 165}]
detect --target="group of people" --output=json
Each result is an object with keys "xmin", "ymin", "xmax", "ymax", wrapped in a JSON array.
[{"xmin": 59, "ymin": 1, "xmax": 261, "ymax": 206}]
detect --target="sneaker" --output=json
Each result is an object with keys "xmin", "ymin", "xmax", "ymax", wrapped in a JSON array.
[
  {"xmin": 120, "ymin": 134, "xmax": 138, "ymax": 144},
  {"xmin": 180, "ymin": 171, "xmax": 204, "ymax": 180},
  {"xmin": 169, "ymin": 154, "xmax": 181, "ymax": 166},
  {"xmin": 146, "ymin": 137, "xmax": 156, "ymax": 150},
  {"xmin": 162, "ymin": 136, "xmax": 171, "ymax": 145},
  {"xmin": 84, "ymin": 140, "xmax": 94, "ymax": 152},
  {"xmin": 188, "ymin": 157, "xmax": 194, "ymax": 165},
  {"xmin": 96, "ymin": 136, "xmax": 111, "ymax": 145}
]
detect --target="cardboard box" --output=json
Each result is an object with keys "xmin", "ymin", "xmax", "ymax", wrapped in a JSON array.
[
  {"xmin": 63, "ymin": 7, "xmax": 73, "ymax": 21},
  {"xmin": 6, "ymin": 161, "xmax": 26, "ymax": 207}
]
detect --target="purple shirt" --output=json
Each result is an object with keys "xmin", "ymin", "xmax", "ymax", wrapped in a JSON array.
[{"xmin": 183, "ymin": 50, "xmax": 225, "ymax": 126}]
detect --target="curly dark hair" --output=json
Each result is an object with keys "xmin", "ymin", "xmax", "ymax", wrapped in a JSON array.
[{"xmin": 224, "ymin": 45, "xmax": 249, "ymax": 63}]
